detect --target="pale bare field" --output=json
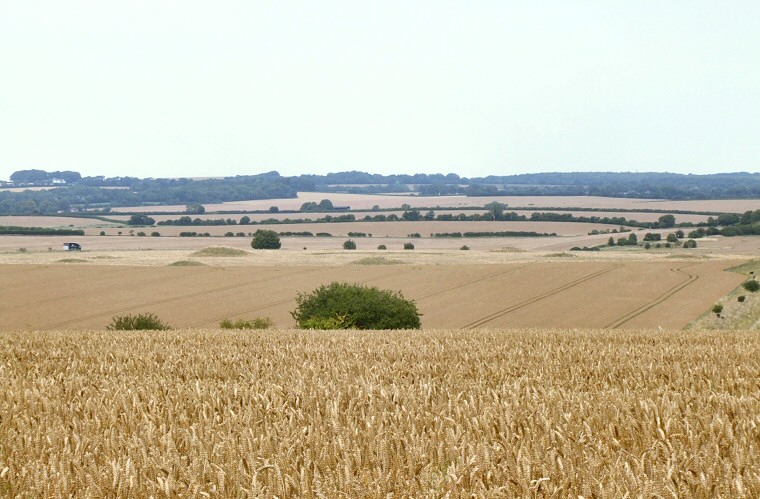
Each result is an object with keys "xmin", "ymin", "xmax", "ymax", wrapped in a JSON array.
[
  {"xmin": 1, "ymin": 329, "xmax": 759, "ymax": 496},
  {"xmin": 109, "ymin": 192, "xmax": 760, "ymax": 213},
  {"xmin": 0, "ymin": 215, "xmax": 115, "ymax": 227},
  {"xmin": 1, "ymin": 256, "xmax": 743, "ymax": 331}
]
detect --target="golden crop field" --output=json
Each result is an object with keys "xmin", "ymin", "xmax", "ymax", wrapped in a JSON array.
[
  {"xmin": 0, "ymin": 259, "xmax": 743, "ymax": 331},
  {"xmin": 1, "ymin": 329, "xmax": 759, "ymax": 497}
]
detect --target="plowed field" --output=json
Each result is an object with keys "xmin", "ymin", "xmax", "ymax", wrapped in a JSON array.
[{"xmin": 1, "ymin": 260, "xmax": 742, "ymax": 330}]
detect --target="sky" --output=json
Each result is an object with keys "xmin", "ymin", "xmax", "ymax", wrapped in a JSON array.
[{"xmin": 1, "ymin": 1, "xmax": 759, "ymax": 181}]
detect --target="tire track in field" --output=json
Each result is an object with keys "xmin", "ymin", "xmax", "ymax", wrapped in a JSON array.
[
  {"xmin": 414, "ymin": 266, "xmax": 525, "ymax": 301},
  {"xmin": 604, "ymin": 264, "xmax": 700, "ymax": 329},
  {"xmin": 41, "ymin": 267, "xmax": 322, "ymax": 329},
  {"xmin": 188, "ymin": 267, "xmax": 417, "ymax": 327},
  {"xmin": 464, "ymin": 264, "xmax": 623, "ymax": 329}
]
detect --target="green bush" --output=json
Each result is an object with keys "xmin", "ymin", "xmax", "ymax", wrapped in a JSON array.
[
  {"xmin": 219, "ymin": 317, "xmax": 274, "ymax": 329},
  {"xmin": 743, "ymin": 280, "xmax": 760, "ymax": 292},
  {"xmin": 300, "ymin": 314, "xmax": 356, "ymax": 330},
  {"xmin": 403, "ymin": 242, "xmax": 415, "ymax": 250},
  {"xmin": 343, "ymin": 239, "xmax": 357, "ymax": 250},
  {"xmin": 107, "ymin": 313, "xmax": 171, "ymax": 331},
  {"xmin": 292, "ymin": 282, "xmax": 421, "ymax": 330},
  {"xmin": 738, "ymin": 295, "xmax": 746, "ymax": 303},
  {"xmin": 377, "ymin": 244, "xmax": 387, "ymax": 250},
  {"xmin": 151, "ymin": 231, "xmax": 161, "ymax": 237},
  {"xmin": 460, "ymin": 245, "xmax": 470, "ymax": 250},
  {"xmin": 712, "ymin": 304, "xmax": 723, "ymax": 315},
  {"xmin": 251, "ymin": 229, "xmax": 281, "ymax": 249}
]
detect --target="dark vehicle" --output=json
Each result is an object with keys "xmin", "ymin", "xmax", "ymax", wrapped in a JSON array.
[{"xmin": 63, "ymin": 242, "xmax": 82, "ymax": 251}]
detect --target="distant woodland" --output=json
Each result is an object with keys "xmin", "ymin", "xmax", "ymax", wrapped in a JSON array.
[{"xmin": 3, "ymin": 169, "xmax": 760, "ymax": 215}]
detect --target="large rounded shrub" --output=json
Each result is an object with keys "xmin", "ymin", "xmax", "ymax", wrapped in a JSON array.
[
  {"xmin": 292, "ymin": 282, "xmax": 421, "ymax": 329},
  {"xmin": 251, "ymin": 229, "xmax": 281, "ymax": 249}
]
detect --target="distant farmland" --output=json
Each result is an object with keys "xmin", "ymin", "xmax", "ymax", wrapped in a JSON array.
[{"xmin": 1, "ymin": 260, "xmax": 742, "ymax": 331}]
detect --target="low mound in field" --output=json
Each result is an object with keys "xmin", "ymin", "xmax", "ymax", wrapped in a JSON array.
[
  {"xmin": 57, "ymin": 258, "xmax": 89, "ymax": 263},
  {"xmin": 352, "ymin": 256, "xmax": 404, "ymax": 265},
  {"xmin": 169, "ymin": 260, "xmax": 207, "ymax": 267},
  {"xmin": 190, "ymin": 246, "xmax": 248, "ymax": 257}
]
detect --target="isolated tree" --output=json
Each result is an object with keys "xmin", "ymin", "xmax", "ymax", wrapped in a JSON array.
[
  {"xmin": 402, "ymin": 209, "xmax": 421, "ymax": 221},
  {"xmin": 251, "ymin": 229, "xmax": 281, "ymax": 249},
  {"xmin": 185, "ymin": 204, "xmax": 205, "ymax": 214},
  {"xmin": 658, "ymin": 214, "xmax": 676, "ymax": 228},
  {"xmin": 318, "ymin": 199, "xmax": 334, "ymax": 211},
  {"xmin": 127, "ymin": 214, "xmax": 155, "ymax": 226},
  {"xmin": 343, "ymin": 239, "xmax": 357, "ymax": 250},
  {"xmin": 485, "ymin": 201, "xmax": 507, "ymax": 220},
  {"xmin": 607, "ymin": 237, "xmax": 615, "ymax": 246},
  {"xmin": 666, "ymin": 233, "xmax": 679, "ymax": 243},
  {"xmin": 743, "ymin": 280, "xmax": 760, "ymax": 292}
]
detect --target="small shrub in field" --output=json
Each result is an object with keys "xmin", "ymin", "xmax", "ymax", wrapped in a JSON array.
[
  {"xmin": 403, "ymin": 242, "xmax": 415, "ymax": 250},
  {"xmin": 743, "ymin": 280, "xmax": 760, "ymax": 292},
  {"xmin": 219, "ymin": 317, "xmax": 274, "ymax": 329},
  {"xmin": 292, "ymin": 282, "xmax": 421, "ymax": 330},
  {"xmin": 151, "ymin": 231, "xmax": 161, "ymax": 237},
  {"xmin": 377, "ymin": 244, "xmax": 387, "ymax": 250},
  {"xmin": 99, "ymin": 231, "xmax": 106, "ymax": 236},
  {"xmin": 107, "ymin": 313, "xmax": 171, "ymax": 331},
  {"xmin": 460, "ymin": 245, "xmax": 470, "ymax": 250},
  {"xmin": 137, "ymin": 232, "xmax": 146, "ymax": 237},
  {"xmin": 18, "ymin": 247, "xmax": 27, "ymax": 253},
  {"xmin": 738, "ymin": 295, "xmax": 746, "ymax": 303},
  {"xmin": 343, "ymin": 239, "xmax": 357, "ymax": 250},
  {"xmin": 712, "ymin": 304, "xmax": 723, "ymax": 315}
]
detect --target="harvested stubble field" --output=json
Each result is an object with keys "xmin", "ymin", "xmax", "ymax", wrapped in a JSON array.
[
  {"xmin": 1, "ymin": 329, "xmax": 759, "ymax": 497},
  {"xmin": 109, "ymin": 192, "xmax": 760, "ymax": 213},
  {"xmin": 0, "ymin": 260, "xmax": 743, "ymax": 330}
]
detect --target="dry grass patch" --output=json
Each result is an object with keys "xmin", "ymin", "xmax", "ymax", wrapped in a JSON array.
[
  {"xmin": 56, "ymin": 258, "xmax": 89, "ymax": 263},
  {"xmin": 1, "ymin": 329, "xmax": 759, "ymax": 496},
  {"xmin": 489, "ymin": 246, "xmax": 525, "ymax": 253},
  {"xmin": 191, "ymin": 246, "xmax": 249, "ymax": 257}
]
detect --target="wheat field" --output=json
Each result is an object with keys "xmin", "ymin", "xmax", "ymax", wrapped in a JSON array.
[{"xmin": 1, "ymin": 329, "xmax": 759, "ymax": 497}]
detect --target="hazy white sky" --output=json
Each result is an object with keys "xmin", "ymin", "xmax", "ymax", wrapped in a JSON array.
[{"xmin": 1, "ymin": 1, "xmax": 759, "ymax": 180}]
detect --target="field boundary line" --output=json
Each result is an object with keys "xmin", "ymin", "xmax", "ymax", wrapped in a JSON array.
[
  {"xmin": 604, "ymin": 264, "xmax": 700, "ymax": 329},
  {"xmin": 464, "ymin": 264, "xmax": 623, "ymax": 329}
]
